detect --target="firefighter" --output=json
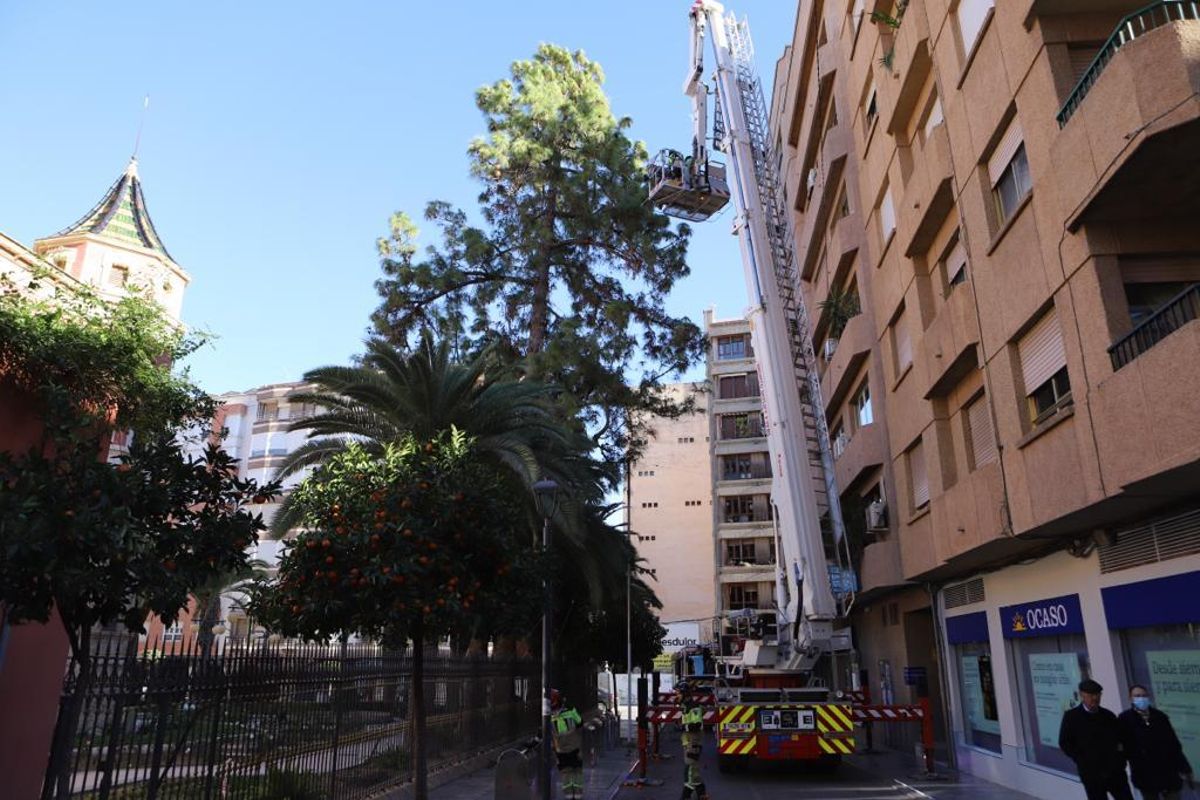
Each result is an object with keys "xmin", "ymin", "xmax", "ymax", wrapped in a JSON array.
[
  {"xmin": 677, "ymin": 682, "xmax": 709, "ymax": 800},
  {"xmin": 551, "ymin": 689, "xmax": 585, "ymax": 800}
]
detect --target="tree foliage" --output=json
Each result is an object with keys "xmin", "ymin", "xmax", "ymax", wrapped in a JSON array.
[
  {"xmin": 253, "ymin": 433, "xmax": 541, "ymax": 645},
  {"xmin": 370, "ymin": 44, "xmax": 707, "ymax": 465}
]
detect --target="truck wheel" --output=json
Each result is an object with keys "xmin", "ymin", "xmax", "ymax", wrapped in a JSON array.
[{"xmin": 817, "ymin": 754, "xmax": 841, "ymax": 773}]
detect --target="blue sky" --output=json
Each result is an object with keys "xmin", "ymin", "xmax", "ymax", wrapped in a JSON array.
[{"xmin": 0, "ymin": 1, "xmax": 797, "ymax": 395}]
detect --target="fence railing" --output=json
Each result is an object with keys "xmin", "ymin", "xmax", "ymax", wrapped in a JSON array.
[
  {"xmin": 1109, "ymin": 283, "xmax": 1200, "ymax": 370},
  {"xmin": 43, "ymin": 634, "xmax": 539, "ymax": 800},
  {"xmin": 1057, "ymin": 1, "xmax": 1200, "ymax": 127}
]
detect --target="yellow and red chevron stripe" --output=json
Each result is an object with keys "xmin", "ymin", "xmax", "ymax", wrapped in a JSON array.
[
  {"xmin": 718, "ymin": 736, "xmax": 757, "ymax": 756},
  {"xmin": 815, "ymin": 704, "xmax": 854, "ymax": 733},
  {"xmin": 817, "ymin": 736, "xmax": 854, "ymax": 755},
  {"xmin": 719, "ymin": 705, "xmax": 757, "ymax": 725}
]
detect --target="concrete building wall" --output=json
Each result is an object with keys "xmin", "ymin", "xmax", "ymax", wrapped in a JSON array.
[
  {"xmin": 628, "ymin": 382, "xmax": 715, "ymax": 629},
  {"xmin": 769, "ymin": 2, "xmax": 1200, "ymax": 794}
]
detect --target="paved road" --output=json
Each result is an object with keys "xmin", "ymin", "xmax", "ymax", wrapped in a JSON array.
[{"xmin": 614, "ymin": 730, "xmax": 1038, "ymax": 800}]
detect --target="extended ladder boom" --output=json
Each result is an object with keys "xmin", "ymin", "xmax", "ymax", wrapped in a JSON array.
[{"xmin": 674, "ymin": 0, "xmax": 854, "ymax": 670}]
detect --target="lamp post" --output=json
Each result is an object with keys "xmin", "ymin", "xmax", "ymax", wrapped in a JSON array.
[{"xmin": 532, "ymin": 479, "xmax": 560, "ymax": 800}]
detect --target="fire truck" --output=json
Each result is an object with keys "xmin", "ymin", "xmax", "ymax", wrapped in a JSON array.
[{"xmin": 645, "ymin": 1, "xmax": 933, "ymax": 773}]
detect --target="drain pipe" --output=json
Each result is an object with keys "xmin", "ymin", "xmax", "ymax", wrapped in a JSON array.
[{"xmin": 926, "ymin": 582, "xmax": 958, "ymax": 772}]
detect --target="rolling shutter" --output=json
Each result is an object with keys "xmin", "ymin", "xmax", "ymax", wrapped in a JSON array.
[
  {"xmin": 987, "ymin": 118, "xmax": 1025, "ymax": 186},
  {"xmin": 880, "ymin": 188, "xmax": 896, "ymax": 240},
  {"xmin": 967, "ymin": 395, "xmax": 997, "ymax": 468},
  {"xmin": 1018, "ymin": 310, "xmax": 1067, "ymax": 394},
  {"xmin": 894, "ymin": 306, "xmax": 912, "ymax": 371},
  {"xmin": 910, "ymin": 439, "xmax": 929, "ymax": 509}
]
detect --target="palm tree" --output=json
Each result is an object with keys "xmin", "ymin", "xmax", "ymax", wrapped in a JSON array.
[
  {"xmin": 192, "ymin": 558, "xmax": 270, "ymax": 656},
  {"xmin": 270, "ymin": 334, "xmax": 604, "ymax": 538}
]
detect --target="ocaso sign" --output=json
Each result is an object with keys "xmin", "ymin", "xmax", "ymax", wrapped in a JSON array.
[{"xmin": 1000, "ymin": 593, "xmax": 1084, "ymax": 639}]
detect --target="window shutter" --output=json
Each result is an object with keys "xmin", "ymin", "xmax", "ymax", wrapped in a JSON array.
[
  {"xmin": 947, "ymin": 239, "xmax": 968, "ymax": 275},
  {"xmin": 1119, "ymin": 256, "xmax": 1200, "ymax": 284},
  {"xmin": 957, "ymin": 0, "xmax": 994, "ymax": 55},
  {"xmin": 1018, "ymin": 310, "xmax": 1067, "ymax": 394},
  {"xmin": 987, "ymin": 118, "xmax": 1025, "ymax": 186},
  {"xmin": 967, "ymin": 396, "xmax": 997, "ymax": 468},
  {"xmin": 1068, "ymin": 45, "xmax": 1102, "ymax": 84},
  {"xmin": 895, "ymin": 307, "xmax": 912, "ymax": 370},
  {"xmin": 910, "ymin": 440, "xmax": 930, "ymax": 508},
  {"xmin": 880, "ymin": 188, "xmax": 896, "ymax": 240},
  {"xmin": 853, "ymin": 0, "xmax": 866, "ymax": 30}
]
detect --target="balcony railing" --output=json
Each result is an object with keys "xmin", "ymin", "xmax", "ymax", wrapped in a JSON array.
[
  {"xmin": 1109, "ymin": 283, "xmax": 1200, "ymax": 369},
  {"xmin": 721, "ymin": 465, "xmax": 772, "ymax": 481},
  {"xmin": 1058, "ymin": 1, "xmax": 1200, "ymax": 127}
]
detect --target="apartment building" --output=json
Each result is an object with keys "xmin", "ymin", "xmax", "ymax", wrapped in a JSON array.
[
  {"xmin": 769, "ymin": 1, "xmax": 1200, "ymax": 794},
  {"xmin": 704, "ymin": 310, "xmax": 779, "ymax": 629}
]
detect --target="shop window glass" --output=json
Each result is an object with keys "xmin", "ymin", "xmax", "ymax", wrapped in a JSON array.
[
  {"xmin": 1120, "ymin": 623, "xmax": 1200, "ymax": 772},
  {"xmin": 956, "ymin": 643, "xmax": 1001, "ymax": 752},
  {"xmin": 1010, "ymin": 633, "xmax": 1091, "ymax": 772}
]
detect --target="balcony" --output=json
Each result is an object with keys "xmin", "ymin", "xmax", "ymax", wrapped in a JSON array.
[
  {"xmin": 797, "ymin": 124, "xmax": 851, "ymax": 278},
  {"xmin": 1058, "ymin": 2, "xmax": 1200, "ymax": 126},
  {"xmin": 819, "ymin": 313, "xmax": 873, "ymax": 413},
  {"xmin": 921, "ymin": 281, "xmax": 982, "ymax": 398},
  {"xmin": 900, "ymin": 123, "xmax": 955, "ymax": 259},
  {"xmin": 1091, "ymin": 290, "xmax": 1200, "ymax": 493},
  {"xmin": 833, "ymin": 419, "xmax": 887, "ymax": 493},
  {"xmin": 1052, "ymin": 6, "xmax": 1200, "ymax": 228},
  {"xmin": 1109, "ymin": 283, "xmax": 1200, "ymax": 370},
  {"xmin": 719, "ymin": 564, "xmax": 776, "ymax": 584}
]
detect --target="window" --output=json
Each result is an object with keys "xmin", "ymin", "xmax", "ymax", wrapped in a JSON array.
[
  {"xmin": 162, "ymin": 622, "xmax": 184, "ymax": 644},
  {"xmin": 942, "ymin": 239, "xmax": 968, "ymax": 296},
  {"xmin": 716, "ymin": 335, "xmax": 752, "ymax": 360},
  {"xmin": 684, "ymin": 500, "xmax": 704, "ymax": 507},
  {"xmin": 908, "ymin": 438, "xmax": 929, "ymax": 511},
  {"xmin": 723, "ymin": 494, "xmax": 772, "ymax": 524},
  {"xmin": 853, "ymin": 380, "xmax": 873, "ymax": 428},
  {"xmin": 831, "ymin": 422, "xmax": 848, "ymax": 459},
  {"xmin": 890, "ymin": 304, "xmax": 913, "ymax": 378},
  {"xmin": 728, "ymin": 584, "xmax": 759, "ymax": 610},
  {"xmin": 883, "ymin": 602, "xmax": 901, "ymax": 627},
  {"xmin": 922, "ymin": 94, "xmax": 945, "ymax": 142},
  {"xmin": 1011, "ymin": 632, "xmax": 1090, "ymax": 771},
  {"xmin": 1018, "ymin": 310, "xmax": 1071, "ymax": 424},
  {"xmin": 836, "ymin": 184, "xmax": 851, "ymax": 219},
  {"xmin": 1125, "ymin": 282, "xmax": 1196, "ymax": 327},
  {"xmin": 966, "ymin": 394, "xmax": 997, "ymax": 469},
  {"xmin": 1067, "ymin": 44, "xmax": 1104, "ymax": 86},
  {"xmin": 640, "ymin": 502, "xmax": 659, "ymax": 509},
  {"xmin": 726, "ymin": 541, "xmax": 756, "ymax": 565},
  {"xmin": 257, "ymin": 402, "xmax": 279, "ymax": 421},
  {"xmin": 988, "ymin": 121, "xmax": 1031, "ymax": 226},
  {"xmin": 721, "ymin": 453, "xmax": 770, "ymax": 481},
  {"xmin": 108, "ymin": 264, "xmax": 129, "ymax": 288},
  {"xmin": 956, "ymin": 0, "xmax": 994, "ymax": 57},
  {"xmin": 719, "ymin": 412, "xmax": 764, "ymax": 440},
  {"xmin": 676, "ymin": 436, "xmax": 696, "ymax": 444},
  {"xmin": 948, "ymin": 612, "xmax": 1002, "ymax": 753},
  {"xmin": 719, "ymin": 373, "xmax": 760, "ymax": 400},
  {"xmin": 864, "ymin": 80, "xmax": 879, "ymax": 132},
  {"xmin": 879, "ymin": 185, "xmax": 896, "ymax": 243}
]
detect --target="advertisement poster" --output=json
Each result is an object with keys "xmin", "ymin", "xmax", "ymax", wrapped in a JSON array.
[
  {"xmin": 962, "ymin": 655, "xmax": 1001, "ymax": 735},
  {"xmin": 1146, "ymin": 650, "xmax": 1200, "ymax": 771},
  {"xmin": 1029, "ymin": 653, "xmax": 1082, "ymax": 747}
]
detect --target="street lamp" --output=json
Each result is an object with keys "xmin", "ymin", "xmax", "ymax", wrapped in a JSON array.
[{"xmin": 532, "ymin": 478, "xmax": 560, "ymax": 800}]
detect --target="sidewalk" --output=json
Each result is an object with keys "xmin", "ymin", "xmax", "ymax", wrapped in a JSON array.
[
  {"xmin": 845, "ymin": 748, "xmax": 1042, "ymax": 800},
  {"xmin": 429, "ymin": 730, "xmax": 637, "ymax": 800}
]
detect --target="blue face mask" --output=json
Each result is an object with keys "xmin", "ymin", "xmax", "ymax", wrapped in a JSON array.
[{"xmin": 1132, "ymin": 697, "xmax": 1151, "ymax": 711}]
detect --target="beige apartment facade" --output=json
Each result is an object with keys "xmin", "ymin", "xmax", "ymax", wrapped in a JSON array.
[
  {"xmin": 769, "ymin": 1, "xmax": 1200, "ymax": 795},
  {"xmin": 627, "ymin": 382, "xmax": 716, "ymax": 633}
]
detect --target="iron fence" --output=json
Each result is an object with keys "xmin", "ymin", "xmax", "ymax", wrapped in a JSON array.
[{"xmin": 42, "ymin": 634, "xmax": 539, "ymax": 800}]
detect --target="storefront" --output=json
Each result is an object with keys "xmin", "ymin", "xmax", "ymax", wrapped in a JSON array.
[
  {"xmin": 1102, "ymin": 570, "xmax": 1200, "ymax": 772},
  {"xmin": 937, "ymin": 544, "xmax": 1200, "ymax": 800}
]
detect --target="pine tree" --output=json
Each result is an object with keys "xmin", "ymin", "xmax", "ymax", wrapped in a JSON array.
[{"xmin": 371, "ymin": 44, "xmax": 706, "ymax": 465}]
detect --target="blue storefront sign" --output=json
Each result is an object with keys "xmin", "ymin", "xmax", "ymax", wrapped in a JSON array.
[
  {"xmin": 946, "ymin": 611, "xmax": 989, "ymax": 645},
  {"xmin": 1000, "ymin": 593, "xmax": 1084, "ymax": 639}
]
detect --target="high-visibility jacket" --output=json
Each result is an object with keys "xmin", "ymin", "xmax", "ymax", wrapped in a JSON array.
[
  {"xmin": 682, "ymin": 705, "xmax": 704, "ymax": 732},
  {"xmin": 552, "ymin": 707, "xmax": 583, "ymax": 753}
]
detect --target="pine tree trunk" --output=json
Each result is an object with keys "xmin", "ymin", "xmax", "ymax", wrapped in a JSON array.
[
  {"xmin": 527, "ymin": 184, "xmax": 558, "ymax": 355},
  {"xmin": 410, "ymin": 618, "xmax": 429, "ymax": 800}
]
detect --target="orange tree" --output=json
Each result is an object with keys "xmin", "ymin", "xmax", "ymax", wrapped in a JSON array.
[{"xmin": 251, "ymin": 430, "xmax": 541, "ymax": 800}]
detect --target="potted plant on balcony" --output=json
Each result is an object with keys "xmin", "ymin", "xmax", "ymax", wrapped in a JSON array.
[{"xmin": 819, "ymin": 287, "xmax": 861, "ymax": 361}]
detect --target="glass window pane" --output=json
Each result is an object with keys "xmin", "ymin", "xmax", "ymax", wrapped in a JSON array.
[
  {"xmin": 1010, "ymin": 634, "xmax": 1090, "ymax": 771},
  {"xmin": 1120, "ymin": 623, "xmax": 1200, "ymax": 772},
  {"xmin": 957, "ymin": 643, "xmax": 1002, "ymax": 752}
]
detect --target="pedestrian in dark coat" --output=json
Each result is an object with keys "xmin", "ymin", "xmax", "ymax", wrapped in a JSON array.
[
  {"xmin": 1118, "ymin": 684, "xmax": 1194, "ymax": 800},
  {"xmin": 1059, "ymin": 679, "xmax": 1135, "ymax": 800}
]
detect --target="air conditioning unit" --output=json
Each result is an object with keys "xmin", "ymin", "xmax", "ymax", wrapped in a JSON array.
[
  {"xmin": 866, "ymin": 498, "xmax": 888, "ymax": 530},
  {"xmin": 823, "ymin": 337, "xmax": 839, "ymax": 362}
]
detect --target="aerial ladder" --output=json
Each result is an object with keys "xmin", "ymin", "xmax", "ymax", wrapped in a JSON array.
[
  {"xmin": 646, "ymin": 1, "xmax": 936, "ymax": 772},
  {"xmin": 648, "ymin": 0, "xmax": 853, "ymax": 678}
]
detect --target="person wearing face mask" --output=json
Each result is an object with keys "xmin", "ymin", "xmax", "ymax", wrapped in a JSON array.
[
  {"xmin": 1059, "ymin": 679, "xmax": 1135, "ymax": 800},
  {"xmin": 1118, "ymin": 685, "xmax": 1194, "ymax": 800}
]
